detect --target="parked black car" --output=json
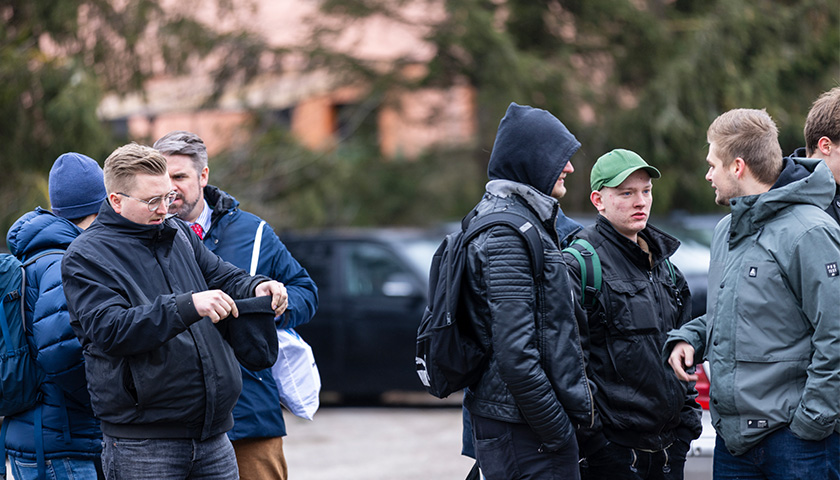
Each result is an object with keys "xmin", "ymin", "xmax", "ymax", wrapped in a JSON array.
[{"xmin": 281, "ymin": 228, "xmax": 439, "ymax": 399}]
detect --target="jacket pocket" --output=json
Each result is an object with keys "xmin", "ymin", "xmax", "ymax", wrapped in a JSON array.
[{"xmin": 606, "ymin": 280, "xmax": 659, "ymax": 335}]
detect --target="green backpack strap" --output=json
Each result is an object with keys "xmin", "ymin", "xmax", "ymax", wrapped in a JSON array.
[
  {"xmin": 562, "ymin": 239, "xmax": 601, "ymax": 308},
  {"xmin": 664, "ymin": 258, "xmax": 676, "ymax": 286}
]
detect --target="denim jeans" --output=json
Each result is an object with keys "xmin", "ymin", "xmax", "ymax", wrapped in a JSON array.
[
  {"xmin": 10, "ymin": 457, "xmax": 98, "ymax": 480},
  {"xmin": 580, "ymin": 440, "xmax": 690, "ymax": 480},
  {"xmin": 471, "ymin": 414, "xmax": 580, "ymax": 480},
  {"xmin": 713, "ymin": 429, "xmax": 840, "ymax": 480},
  {"xmin": 101, "ymin": 433, "xmax": 239, "ymax": 480}
]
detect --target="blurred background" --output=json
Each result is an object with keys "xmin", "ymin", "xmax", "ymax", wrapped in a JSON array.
[
  {"xmin": 4, "ymin": 2, "xmax": 836, "ymax": 477},
  {"xmin": 1, "ymin": 0, "xmax": 838, "ymax": 246}
]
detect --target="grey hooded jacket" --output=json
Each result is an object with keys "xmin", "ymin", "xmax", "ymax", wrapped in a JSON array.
[{"xmin": 665, "ymin": 157, "xmax": 840, "ymax": 456}]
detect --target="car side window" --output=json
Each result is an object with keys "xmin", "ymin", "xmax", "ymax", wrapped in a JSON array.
[
  {"xmin": 344, "ymin": 243, "xmax": 411, "ymax": 297},
  {"xmin": 286, "ymin": 241, "xmax": 332, "ymax": 293}
]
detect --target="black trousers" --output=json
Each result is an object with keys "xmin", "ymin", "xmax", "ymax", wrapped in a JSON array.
[{"xmin": 472, "ymin": 413, "xmax": 581, "ymax": 480}]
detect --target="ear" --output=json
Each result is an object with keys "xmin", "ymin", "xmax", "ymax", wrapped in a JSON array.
[
  {"xmin": 199, "ymin": 166, "xmax": 209, "ymax": 188},
  {"xmin": 732, "ymin": 157, "xmax": 748, "ymax": 179},
  {"xmin": 109, "ymin": 192, "xmax": 124, "ymax": 214},
  {"xmin": 590, "ymin": 190, "xmax": 605, "ymax": 213},
  {"xmin": 817, "ymin": 136, "xmax": 834, "ymax": 156}
]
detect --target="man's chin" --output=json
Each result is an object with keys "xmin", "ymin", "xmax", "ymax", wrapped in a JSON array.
[{"xmin": 169, "ymin": 207, "xmax": 188, "ymax": 219}]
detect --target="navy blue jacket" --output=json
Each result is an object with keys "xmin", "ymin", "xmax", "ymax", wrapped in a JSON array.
[
  {"xmin": 62, "ymin": 200, "xmax": 270, "ymax": 440},
  {"xmin": 201, "ymin": 186, "xmax": 318, "ymax": 441},
  {"xmin": 4, "ymin": 208, "xmax": 101, "ymax": 461}
]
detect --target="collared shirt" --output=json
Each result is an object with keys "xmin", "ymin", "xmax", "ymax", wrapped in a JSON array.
[{"xmin": 191, "ymin": 199, "xmax": 212, "ymax": 235}]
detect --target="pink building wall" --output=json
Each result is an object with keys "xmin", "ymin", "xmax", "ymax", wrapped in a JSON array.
[{"xmin": 100, "ymin": 0, "xmax": 475, "ymax": 158}]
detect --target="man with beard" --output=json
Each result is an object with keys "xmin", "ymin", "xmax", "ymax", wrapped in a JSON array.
[
  {"xmin": 62, "ymin": 143, "xmax": 288, "ymax": 479},
  {"xmin": 153, "ymin": 131, "xmax": 318, "ymax": 480}
]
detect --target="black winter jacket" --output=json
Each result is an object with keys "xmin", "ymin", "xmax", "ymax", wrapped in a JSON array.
[
  {"xmin": 564, "ymin": 215, "xmax": 702, "ymax": 452},
  {"xmin": 463, "ymin": 180, "xmax": 595, "ymax": 452},
  {"xmin": 62, "ymin": 201, "xmax": 270, "ymax": 440}
]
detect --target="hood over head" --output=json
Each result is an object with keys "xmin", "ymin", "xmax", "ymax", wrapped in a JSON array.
[{"xmin": 487, "ymin": 103, "xmax": 580, "ymax": 196}]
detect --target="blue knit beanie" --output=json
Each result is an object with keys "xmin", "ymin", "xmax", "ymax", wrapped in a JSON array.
[{"xmin": 49, "ymin": 152, "xmax": 107, "ymax": 220}]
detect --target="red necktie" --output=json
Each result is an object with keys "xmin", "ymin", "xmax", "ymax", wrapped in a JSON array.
[{"xmin": 191, "ymin": 223, "xmax": 204, "ymax": 240}]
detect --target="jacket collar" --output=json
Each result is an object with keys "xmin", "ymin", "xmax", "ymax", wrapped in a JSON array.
[
  {"xmin": 594, "ymin": 214, "xmax": 680, "ymax": 269},
  {"xmin": 485, "ymin": 179, "xmax": 558, "ymax": 224},
  {"xmin": 728, "ymin": 157, "xmax": 835, "ymax": 244},
  {"xmin": 96, "ymin": 199, "xmax": 179, "ymax": 243},
  {"xmin": 204, "ymin": 185, "xmax": 239, "ymax": 225}
]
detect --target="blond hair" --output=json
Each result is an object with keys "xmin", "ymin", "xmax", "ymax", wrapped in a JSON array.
[
  {"xmin": 707, "ymin": 108, "xmax": 782, "ymax": 185},
  {"xmin": 103, "ymin": 143, "xmax": 168, "ymax": 194}
]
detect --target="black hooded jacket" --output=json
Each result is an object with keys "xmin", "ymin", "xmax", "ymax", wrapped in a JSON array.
[
  {"xmin": 62, "ymin": 201, "xmax": 270, "ymax": 440},
  {"xmin": 463, "ymin": 103, "xmax": 596, "ymax": 452}
]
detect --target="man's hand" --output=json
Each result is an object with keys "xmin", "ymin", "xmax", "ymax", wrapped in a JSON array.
[
  {"xmin": 668, "ymin": 341, "xmax": 699, "ymax": 382},
  {"xmin": 192, "ymin": 290, "xmax": 238, "ymax": 323},
  {"xmin": 255, "ymin": 280, "xmax": 288, "ymax": 317}
]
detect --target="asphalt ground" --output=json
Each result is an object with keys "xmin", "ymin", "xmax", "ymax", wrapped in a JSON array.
[{"xmin": 284, "ymin": 400, "xmax": 713, "ymax": 480}]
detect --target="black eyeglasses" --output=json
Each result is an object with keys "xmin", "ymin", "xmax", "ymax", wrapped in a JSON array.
[{"xmin": 117, "ymin": 191, "xmax": 177, "ymax": 212}]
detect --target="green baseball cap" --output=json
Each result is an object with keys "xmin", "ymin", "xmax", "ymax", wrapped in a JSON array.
[{"xmin": 590, "ymin": 149, "xmax": 661, "ymax": 191}]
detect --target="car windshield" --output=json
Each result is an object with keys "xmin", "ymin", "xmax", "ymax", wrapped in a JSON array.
[{"xmin": 401, "ymin": 237, "xmax": 440, "ymax": 277}]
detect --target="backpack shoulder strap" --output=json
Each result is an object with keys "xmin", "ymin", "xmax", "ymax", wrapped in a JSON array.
[
  {"xmin": 22, "ymin": 249, "xmax": 65, "ymax": 268},
  {"xmin": 563, "ymin": 239, "xmax": 601, "ymax": 308},
  {"xmin": 463, "ymin": 211, "xmax": 544, "ymax": 277},
  {"xmin": 664, "ymin": 258, "xmax": 676, "ymax": 286}
]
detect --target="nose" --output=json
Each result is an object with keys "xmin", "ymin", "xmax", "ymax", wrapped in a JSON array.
[
  {"xmin": 634, "ymin": 192, "xmax": 647, "ymax": 207},
  {"xmin": 705, "ymin": 168, "xmax": 713, "ymax": 182},
  {"xmin": 155, "ymin": 200, "xmax": 169, "ymax": 214},
  {"xmin": 563, "ymin": 161, "xmax": 574, "ymax": 174}
]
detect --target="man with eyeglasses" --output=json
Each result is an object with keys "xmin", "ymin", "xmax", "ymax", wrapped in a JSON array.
[
  {"xmin": 61, "ymin": 142, "xmax": 289, "ymax": 480},
  {"xmin": 153, "ymin": 130, "xmax": 317, "ymax": 480}
]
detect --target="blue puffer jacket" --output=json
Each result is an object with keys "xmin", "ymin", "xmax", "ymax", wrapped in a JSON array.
[
  {"xmin": 201, "ymin": 186, "xmax": 318, "ymax": 441},
  {"xmin": 4, "ymin": 208, "xmax": 101, "ymax": 462}
]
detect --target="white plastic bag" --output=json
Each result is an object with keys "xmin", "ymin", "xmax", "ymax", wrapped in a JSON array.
[{"xmin": 271, "ymin": 328, "xmax": 321, "ymax": 420}]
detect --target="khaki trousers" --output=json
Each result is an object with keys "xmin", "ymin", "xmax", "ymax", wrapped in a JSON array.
[{"xmin": 232, "ymin": 436, "xmax": 288, "ymax": 480}]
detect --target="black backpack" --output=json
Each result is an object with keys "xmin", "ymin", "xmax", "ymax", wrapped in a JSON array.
[{"xmin": 415, "ymin": 209, "xmax": 544, "ymax": 399}]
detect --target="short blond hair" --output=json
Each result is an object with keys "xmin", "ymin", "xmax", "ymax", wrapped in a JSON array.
[
  {"xmin": 707, "ymin": 109, "xmax": 782, "ymax": 185},
  {"xmin": 103, "ymin": 143, "xmax": 168, "ymax": 194},
  {"xmin": 804, "ymin": 87, "xmax": 840, "ymax": 157}
]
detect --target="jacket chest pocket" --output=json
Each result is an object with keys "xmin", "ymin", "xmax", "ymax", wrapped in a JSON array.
[{"xmin": 604, "ymin": 279, "xmax": 665, "ymax": 335}]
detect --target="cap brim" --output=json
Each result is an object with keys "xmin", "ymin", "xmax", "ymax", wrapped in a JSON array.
[{"xmin": 601, "ymin": 165, "xmax": 661, "ymax": 188}]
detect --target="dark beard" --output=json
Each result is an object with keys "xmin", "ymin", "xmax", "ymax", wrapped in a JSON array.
[{"xmin": 170, "ymin": 195, "xmax": 200, "ymax": 220}]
